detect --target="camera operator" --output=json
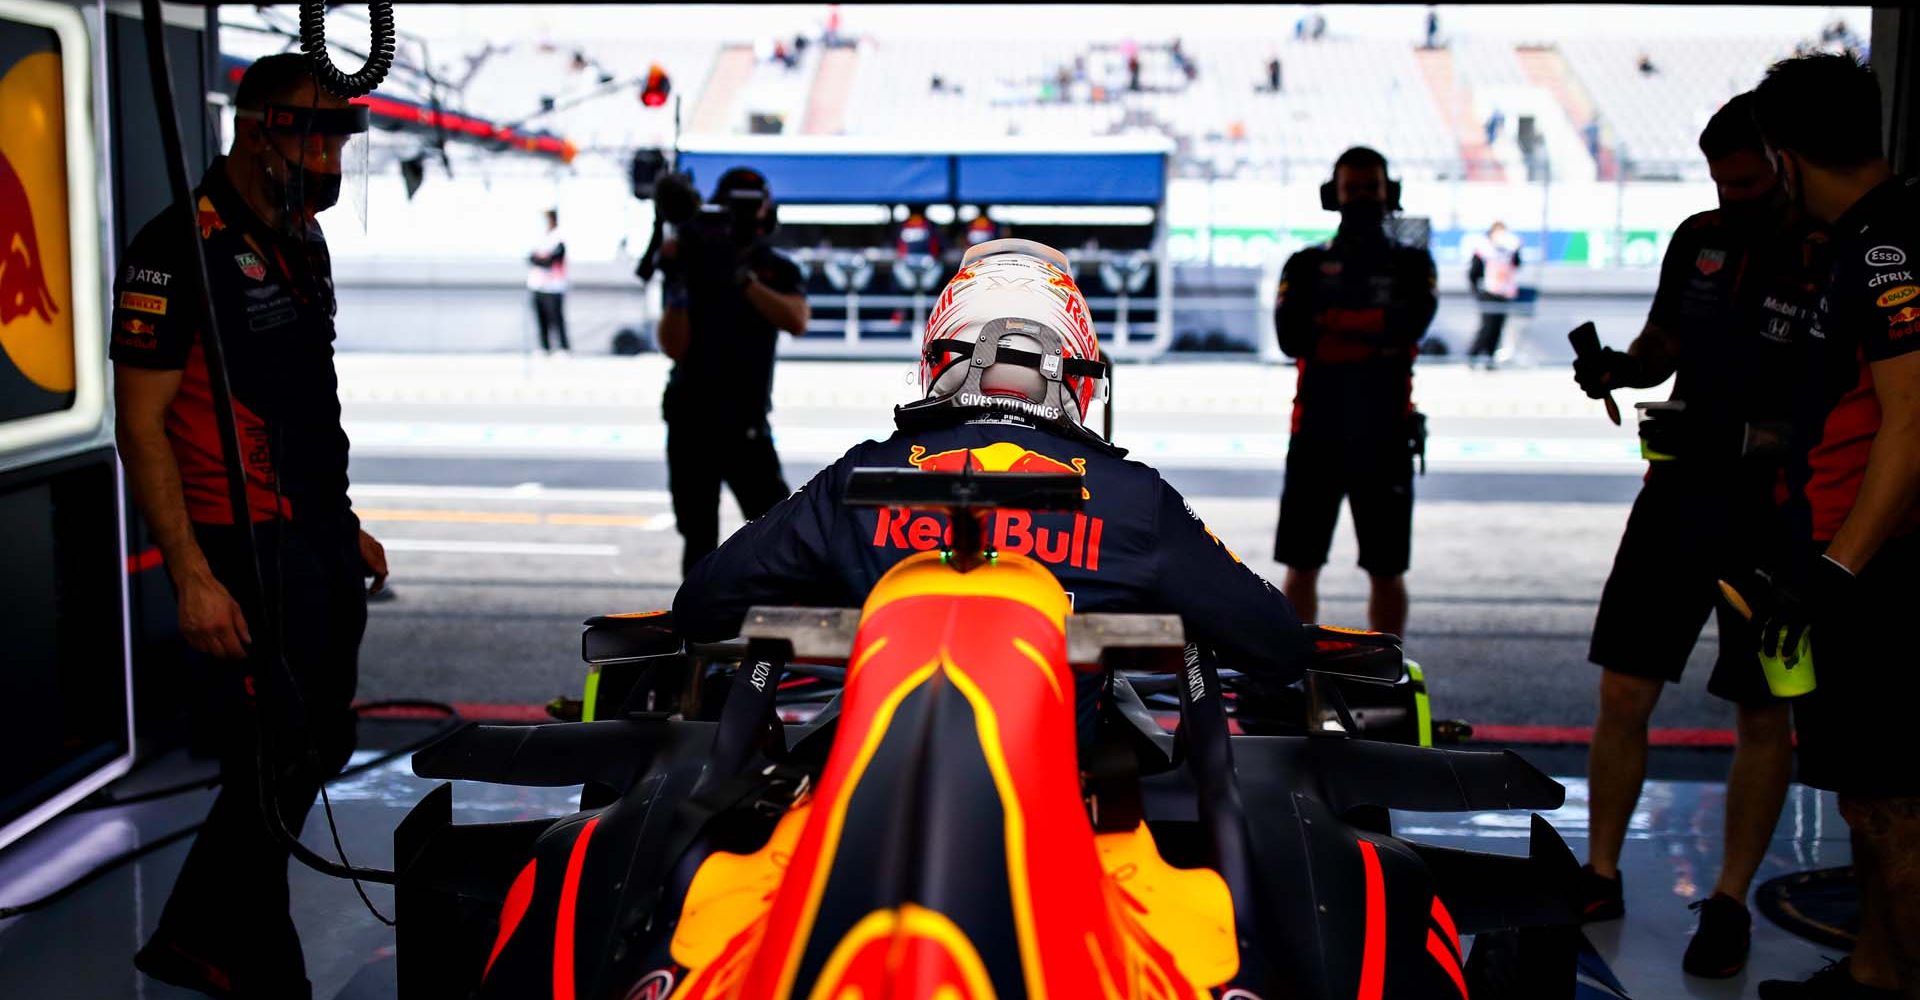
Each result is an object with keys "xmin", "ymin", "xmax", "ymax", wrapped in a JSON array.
[
  {"xmin": 654, "ymin": 167, "xmax": 810, "ymax": 576},
  {"xmin": 1273, "ymin": 146, "xmax": 1438, "ymax": 637}
]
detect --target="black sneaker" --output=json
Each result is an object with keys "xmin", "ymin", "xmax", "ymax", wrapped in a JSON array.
[
  {"xmin": 1576, "ymin": 863, "xmax": 1624, "ymax": 922},
  {"xmin": 1758, "ymin": 959, "xmax": 1903, "ymax": 999},
  {"xmin": 1682, "ymin": 893, "xmax": 1750, "ymax": 978}
]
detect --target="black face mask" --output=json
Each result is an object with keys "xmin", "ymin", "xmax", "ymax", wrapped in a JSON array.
[
  {"xmin": 263, "ymin": 152, "xmax": 342, "ymax": 231},
  {"xmin": 1337, "ymin": 199, "xmax": 1387, "ymax": 240},
  {"xmin": 1721, "ymin": 184, "xmax": 1786, "ymax": 233}
]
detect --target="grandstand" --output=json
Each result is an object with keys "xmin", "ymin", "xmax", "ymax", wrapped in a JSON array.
[
  {"xmin": 346, "ymin": 12, "xmax": 1852, "ymax": 189},
  {"xmin": 1559, "ymin": 37, "xmax": 1800, "ymax": 178}
]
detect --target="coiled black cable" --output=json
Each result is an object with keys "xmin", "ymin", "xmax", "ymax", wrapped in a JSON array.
[
  {"xmin": 0, "ymin": 701, "xmax": 461, "ymax": 921},
  {"xmin": 300, "ymin": 1, "xmax": 396, "ymax": 99}
]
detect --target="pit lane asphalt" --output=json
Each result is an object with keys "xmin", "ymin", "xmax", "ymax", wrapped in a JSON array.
[{"xmin": 333, "ymin": 351, "xmax": 1746, "ymax": 738}]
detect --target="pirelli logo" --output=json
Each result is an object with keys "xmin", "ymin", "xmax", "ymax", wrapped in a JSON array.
[{"xmin": 118, "ymin": 291, "xmax": 168, "ymax": 315}]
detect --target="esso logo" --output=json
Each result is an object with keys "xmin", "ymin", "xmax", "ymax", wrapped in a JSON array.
[{"xmin": 1866, "ymin": 245, "xmax": 1907, "ymax": 267}]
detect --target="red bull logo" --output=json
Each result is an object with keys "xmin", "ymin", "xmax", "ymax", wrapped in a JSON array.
[
  {"xmin": 117, "ymin": 317, "xmax": 157, "ymax": 346},
  {"xmin": 0, "ymin": 49, "xmax": 75, "ymax": 397},
  {"xmin": 196, "ymin": 195, "xmax": 225, "ymax": 239},
  {"xmin": 875, "ymin": 442, "xmax": 1104, "ymax": 569},
  {"xmin": 908, "ymin": 441, "xmax": 1090, "ymax": 497},
  {"xmin": 1889, "ymin": 305, "xmax": 1920, "ymax": 326},
  {"xmin": 0, "ymin": 151, "xmax": 56, "ymax": 326}
]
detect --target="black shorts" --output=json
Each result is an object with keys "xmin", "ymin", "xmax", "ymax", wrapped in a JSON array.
[
  {"xmin": 1793, "ymin": 532, "xmax": 1920, "ymax": 796},
  {"xmin": 1588, "ymin": 469, "xmax": 1775, "ymax": 705},
  {"xmin": 1274, "ymin": 436, "xmax": 1413, "ymax": 576}
]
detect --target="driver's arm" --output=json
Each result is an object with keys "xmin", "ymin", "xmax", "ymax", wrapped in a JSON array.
[
  {"xmin": 672, "ymin": 463, "xmax": 844, "ymax": 641},
  {"xmin": 1149, "ymin": 483, "xmax": 1311, "ymax": 684}
]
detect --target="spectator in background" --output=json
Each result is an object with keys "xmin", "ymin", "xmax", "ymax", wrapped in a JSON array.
[
  {"xmin": 1424, "ymin": 6, "xmax": 1441, "ymax": 49},
  {"xmin": 963, "ymin": 208, "xmax": 1000, "ymax": 248},
  {"xmin": 1485, "ymin": 107, "xmax": 1507, "ymax": 146},
  {"xmin": 1312, "ymin": 10, "xmax": 1328, "ymax": 40},
  {"xmin": 1585, "ymin": 118, "xmax": 1604, "ymax": 161},
  {"xmin": 1465, "ymin": 221, "xmax": 1523, "ymax": 369},
  {"xmin": 528, "ymin": 209, "xmax": 570, "ymax": 354},
  {"xmin": 1127, "ymin": 50, "xmax": 1142, "ymax": 92},
  {"xmin": 1172, "ymin": 38, "xmax": 1196, "ymax": 83},
  {"xmin": 896, "ymin": 204, "xmax": 941, "ymax": 260},
  {"xmin": 1638, "ymin": 52, "xmax": 1658, "ymax": 76},
  {"xmin": 823, "ymin": 4, "xmax": 843, "ymax": 47},
  {"xmin": 1266, "ymin": 53, "xmax": 1283, "ymax": 94}
]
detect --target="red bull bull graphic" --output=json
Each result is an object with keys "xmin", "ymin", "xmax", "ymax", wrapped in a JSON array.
[
  {"xmin": 873, "ymin": 442, "xmax": 1104, "ymax": 569},
  {"xmin": 196, "ymin": 195, "xmax": 225, "ymax": 239},
  {"xmin": 0, "ymin": 47, "xmax": 76, "ymax": 415},
  {"xmin": 117, "ymin": 317, "xmax": 157, "ymax": 347},
  {"xmin": 1888, "ymin": 305, "xmax": 1920, "ymax": 326}
]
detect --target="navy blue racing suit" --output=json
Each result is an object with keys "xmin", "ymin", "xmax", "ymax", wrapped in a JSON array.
[{"xmin": 673, "ymin": 415, "xmax": 1312, "ymax": 686}]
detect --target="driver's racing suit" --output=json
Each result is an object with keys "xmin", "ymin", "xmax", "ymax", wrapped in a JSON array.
[{"xmin": 672, "ymin": 416, "xmax": 1312, "ymax": 686}]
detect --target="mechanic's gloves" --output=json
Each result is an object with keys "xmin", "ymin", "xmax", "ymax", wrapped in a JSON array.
[
  {"xmin": 1636, "ymin": 406, "xmax": 1690, "ymax": 462},
  {"xmin": 1572, "ymin": 347, "xmax": 1643, "ymax": 398},
  {"xmin": 1724, "ymin": 554, "xmax": 1856, "ymax": 697}
]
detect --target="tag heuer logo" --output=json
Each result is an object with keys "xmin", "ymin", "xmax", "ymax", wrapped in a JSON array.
[
  {"xmin": 235, "ymin": 252, "xmax": 266, "ymax": 281},
  {"xmin": 1695, "ymin": 249, "xmax": 1726, "ymax": 276}
]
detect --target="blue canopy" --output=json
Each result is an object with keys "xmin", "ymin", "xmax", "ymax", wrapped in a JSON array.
[{"xmin": 675, "ymin": 140, "xmax": 1167, "ymax": 206}]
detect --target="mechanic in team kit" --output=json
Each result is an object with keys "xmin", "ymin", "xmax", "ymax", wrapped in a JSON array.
[
  {"xmin": 674, "ymin": 238, "xmax": 1312, "ymax": 696},
  {"xmin": 109, "ymin": 55, "xmax": 385, "ymax": 998},
  {"xmin": 1751, "ymin": 55, "xmax": 1920, "ymax": 1000},
  {"xmin": 1567, "ymin": 92, "xmax": 1826, "ymax": 978},
  {"xmin": 656, "ymin": 166, "xmax": 811, "ymax": 577},
  {"xmin": 1272, "ymin": 146, "xmax": 1438, "ymax": 637}
]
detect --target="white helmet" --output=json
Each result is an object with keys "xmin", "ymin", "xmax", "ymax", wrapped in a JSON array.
[{"xmin": 898, "ymin": 239, "xmax": 1110, "ymax": 440}]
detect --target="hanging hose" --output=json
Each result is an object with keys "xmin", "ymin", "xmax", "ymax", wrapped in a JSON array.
[{"xmin": 300, "ymin": 1, "xmax": 396, "ymax": 99}]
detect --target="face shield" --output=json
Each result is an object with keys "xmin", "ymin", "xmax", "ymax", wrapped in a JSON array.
[{"xmin": 237, "ymin": 102, "xmax": 371, "ymax": 235}]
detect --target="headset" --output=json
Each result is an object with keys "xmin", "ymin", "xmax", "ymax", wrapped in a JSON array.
[{"xmin": 1319, "ymin": 145, "xmax": 1403, "ymax": 212}]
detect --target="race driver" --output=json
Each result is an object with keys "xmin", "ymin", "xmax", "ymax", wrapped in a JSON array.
[
  {"xmin": 1273, "ymin": 146, "xmax": 1438, "ymax": 637},
  {"xmin": 674, "ymin": 239, "xmax": 1312, "ymax": 699},
  {"xmin": 111, "ymin": 55, "xmax": 383, "ymax": 999},
  {"xmin": 1750, "ymin": 54, "xmax": 1920, "ymax": 1000},
  {"xmin": 1568, "ymin": 92, "xmax": 1826, "ymax": 978}
]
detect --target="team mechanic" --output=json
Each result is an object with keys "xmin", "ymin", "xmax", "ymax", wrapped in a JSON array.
[
  {"xmin": 1273, "ymin": 146, "xmax": 1438, "ymax": 636},
  {"xmin": 656, "ymin": 167, "xmax": 810, "ymax": 577},
  {"xmin": 1568, "ymin": 93, "xmax": 1825, "ymax": 978},
  {"xmin": 674, "ymin": 239, "xmax": 1312, "ymax": 717},
  {"xmin": 1752, "ymin": 55, "xmax": 1920, "ymax": 1000},
  {"xmin": 111, "ymin": 56, "xmax": 385, "ymax": 999}
]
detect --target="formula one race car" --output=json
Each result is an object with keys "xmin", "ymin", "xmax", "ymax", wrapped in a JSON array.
[{"xmin": 394, "ymin": 469, "xmax": 1584, "ymax": 999}]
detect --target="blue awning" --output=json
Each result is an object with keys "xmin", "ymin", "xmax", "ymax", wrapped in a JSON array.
[
  {"xmin": 956, "ymin": 153, "xmax": 1164, "ymax": 205},
  {"xmin": 674, "ymin": 142, "xmax": 1167, "ymax": 206},
  {"xmin": 676, "ymin": 152, "xmax": 948, "ymax": 204}
]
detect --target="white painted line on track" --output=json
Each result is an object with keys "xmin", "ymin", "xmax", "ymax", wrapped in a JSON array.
[
  {"xmin": 379, "ymin": 539, "xmax": 620, "ymax": 557},
  {"xmin": 347, "ymin": 421, "xmax": 1645, "ymax": 470},
  {"xmin": 351, "ymin": 483, "xmax": 674, "ymax": 504}
]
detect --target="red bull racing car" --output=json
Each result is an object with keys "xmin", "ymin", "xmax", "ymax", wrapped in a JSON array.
[{"xmin": 394, "ymin": 469, "xmax": 1587, "ymax": 999}]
